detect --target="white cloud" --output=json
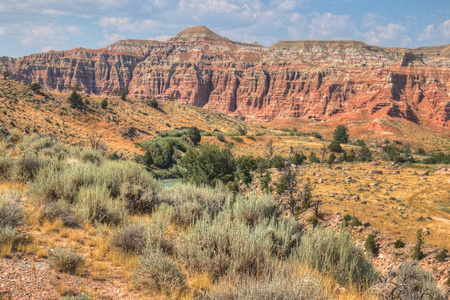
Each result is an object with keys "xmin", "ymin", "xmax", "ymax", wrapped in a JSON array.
[
  {"xmin": 20, "ymin": 24, "xmax": 81, "ymax": 46},
  {"xmin": 362, "ymin": 13, "xmax": 378, "ymax": 28},
  {"xmin": 270, "ymin": 0, "xmax": 304, "ymax": 12},
  {"xmin": 99, "ymin": 32, "xmax": 125, "ymax": 46},
  {"xmin": 363, "ymin": 23, "xmax": 412, "ymax": 47},
  {"xmin": 148, "ymin": 35, "xmax": 171, "ymax": 41},
  {"xmin": 99, "ymin": 17, "xmax": 158, "ymax": 32},
  {"xmin": 308, "ymin": 13, "xmax": 357, "ymax": 39},
  {"xmin": 0, "ymin": 27, "xmax": 4, "ymax": 36},
  {"xmin": 418, "ymin": 19, "xmax": 450, "ymax": 44}
]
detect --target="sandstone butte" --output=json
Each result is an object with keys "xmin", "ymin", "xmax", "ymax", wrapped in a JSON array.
[{"xmin": 1, "ymin": 26, "xmax": 449, "ymax": 128}]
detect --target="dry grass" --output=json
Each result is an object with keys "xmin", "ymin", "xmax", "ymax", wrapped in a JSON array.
[{"xmin": 289, "ymin": 163, "xmax": 450, "ymax": 248}]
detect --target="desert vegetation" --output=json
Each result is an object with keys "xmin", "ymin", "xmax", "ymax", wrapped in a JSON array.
[{"xmin": 0, "ymin": 127, "xmax": 447, "ymax": 299}]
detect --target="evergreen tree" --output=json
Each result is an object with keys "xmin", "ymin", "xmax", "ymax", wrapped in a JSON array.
[
  {"xmin": 101, "ymin": 98, "xmax": 108, "ymax": 109},
  {"xmin": 333, "ymin": 125, "xmax": 349, "ymax": 144},
  {"xmin": 358, "ymin": 144, "xmax": 372, "ymax": 162}
]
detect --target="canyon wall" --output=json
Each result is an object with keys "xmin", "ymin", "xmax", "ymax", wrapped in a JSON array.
[{"xmin": 1, "ymin": 26, "xmax": 449, "ymax": 127}]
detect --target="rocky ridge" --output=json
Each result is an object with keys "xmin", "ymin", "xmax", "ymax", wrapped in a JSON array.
[{"xmin": 1, "ymin": 26, "xmax": 449, "ymax": 127}]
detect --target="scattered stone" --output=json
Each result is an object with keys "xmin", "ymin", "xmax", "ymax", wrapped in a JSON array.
[
  {"xmin": 369, "ymin": 169, "xmax": 383, "ymax": 175},
  {"xmin": 361, "ymin": 201, "xmax": 367, "ymax": 204},
  {"xmin": 351, "ymin": 195, "xmax": 360, "ymax": 201},
  {"xmin": 422, "ymin": 228, "xmax": 430, "ymax": 235},
  {"xmin": 420, "ymin": 171, "xmax": 429, "ymax": 176}
]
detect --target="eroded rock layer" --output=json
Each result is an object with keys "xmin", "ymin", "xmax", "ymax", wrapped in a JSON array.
[{"xmin": 1, "ymin": 26, "xmax": 449, "ymax": 127}]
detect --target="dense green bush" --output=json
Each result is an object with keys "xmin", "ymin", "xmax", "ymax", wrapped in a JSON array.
[
  {"xmin": 49, "ymin": 248, "xmax": 85, "ymax": 274},
  {"xmin": 422, "ymin": 152, "xmax": 450, "ymax": 164},
  {"xmin": 292, "ymin": 151, "xmax": 307, "ymax": 165},
  {"xmin": 236, "ymin": 155, "xmax": 258, "ymax": 184},
  {"xmin": 394, "ymin": 238, "xmax": 406, "ymax": 248},
  {"xmin": 144, "ymin": 141, "xmax": 174, "ymax": 169},
  {"xmin": 328, "ymin": 140, "xmax": 343, "ymax": 153},
  {"xmin": 297, "ymin": 228, "xmax": 379, "ymax": 287},
  {"xmin": 187, "ymin": 126, "xmax": 201, "ymax": 146},
  {"xmin": 180, "ymin": 144, "xmax": 236, "ymax": 186}
]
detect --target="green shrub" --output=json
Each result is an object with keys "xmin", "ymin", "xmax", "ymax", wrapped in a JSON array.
[
  {"xmin": 187, "ymin": 126, "xmax": 201, "ymax": 146},
  {"xmin": 12, "ymin": 155, "xmax": 43, "ymax": 182},
  {"xmin": 216, "ymin": 133, "xmax": 226, "ymax": 142},
  {"xmin": 95, "ymin": 160, "xmax": 159, "ymax": 199},
  {"xmin": 177, "ymin": 214, "xmax": 282, "ymax": 279},
  {"xmin": 364, "ymin": 234, "xmax": 378, "ymax": 256},
  {"xmin": 206, "ymin": 270, "xmax": 327, "ymax": 300},
  {"xmin": 120, "ymin": 183, "xmax": 161, "ymax": 214},
  {"xmin": 41, "ymin": 201, "xmax": 79, "ymax": 227},
  {"xmin": 0, "ymin": 156, "xmax": 12, "ymax": 180},
  {"xmin": 19, "ymin": 136, "xmax": 68, "ymax": 160},
  {"xmin": 180, "ymin": 144, "xmax": 236, "ymax": 186},
  {"xmin": 61, "ymin": 295, "xmax": 91, "ymax": 300},
  {"xmin": 0, "ymin": 226, "xmax": 16, "ymax": 251},
  {"xmin": 133, "ymin": 250, "xmax": 186, "ymax": 293},
  {"xmin": 49, "ymin": 248, "xmax": 85, "ymax": 274},
  {"xmin": 368, "ymin": 263, "xmax": 442, "ymax": 300},
  {"xmin": 111, "ymin": 223, "xmax": 147, "ymax": 254},
  {"xmin": 30, "ymin": 82, "xmax": 42, "ymax": 92},
  {"xmin": 0, "ymin": 193, "xmax": 23, "ymax": 228},
  {"xmin": 436, "ymin": 248, "xmax": 448, "ymax": 262},
  {"xmin": 394, "ymin": 238, "xmax": 406, "ymax": 248},
  {"xmin": 292, "ymin": 151, "xmax": 307, "ymax": 165},
  {"xmin": 328, "ymin": 140, "xmax": 343, "ymax": 153},
  {"xmin": 411, "ymin": 230, "xmax": 425, "ymax": 260},
  {"xmin": 68, "ymin": 90, "xmax": 83, "ymax": 107},
  {"xmin": 236, "ymin": 155, "xmax": 258, "ymax": 184},
  {"xmin": 101, "ymin": 98, "xmax": 108, "ymax": 109},
  {"xmin": 29, "ymin": 163, "xmax": 96, "ymax": 205},
  {"xmin": 309, "ymin": 152, "xmax": 320, "ymax": 163},
  {"xmin": 146, "ymin": 204, "xmax": 175, "ymax": 254},
  {"xmin": 231, "ymin": 193, "xmax": 280, "ymax": 226},
  {"xmin": 148, "ymin": 98, "xmax": 158, "ymax": 108},
  {"xmin": 297, "ymin": 228, "xmax": 379, "ymax": 287},
  {"xmin": 76, "ymin": 185, "xmax": 127, "ymax": 226},
  {"xmin": 79, "ymin": 148, "xmax": 103, "ymax": 165}
]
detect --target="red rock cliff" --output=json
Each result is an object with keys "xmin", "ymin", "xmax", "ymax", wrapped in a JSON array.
[{"xmin": 1, "ymin": 26, "xmax": 449, "ymax": 127}]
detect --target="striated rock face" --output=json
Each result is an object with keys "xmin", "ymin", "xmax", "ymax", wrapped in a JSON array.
[{"xmin": 1, "ymin": 26, "xmax": 449, "ymax": 127}]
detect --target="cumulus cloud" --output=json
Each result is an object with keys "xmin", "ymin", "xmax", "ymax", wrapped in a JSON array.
[
  {"xmin": 418, "ymin": 19, "xmax": 450, "ymax": 42},
  {"xmin": 308, "ymin": 13, "xmax": 357, "ymax": 39},
  {"xmin": 99, "ymin": 17, "xmax": 158, "ymax": 32},
  {"xmin": 270, "ymin": 0, "xmax": 304, "ymax": 12},
  {"xmin": 17, "ymin": 24, "xmax": 81, "ymax": 46},
  {"xmin": 99, "ymin": 32, "xmax": 125, "ymax": 46},
  {"xmin": 363, "ymin": 23, "xmax": 412, "ymax": 47}
]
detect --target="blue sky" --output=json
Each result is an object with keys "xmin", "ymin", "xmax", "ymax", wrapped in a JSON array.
[{"xmin": 0, "ymin": 0, "xmax": 449, "ymax": 57}]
